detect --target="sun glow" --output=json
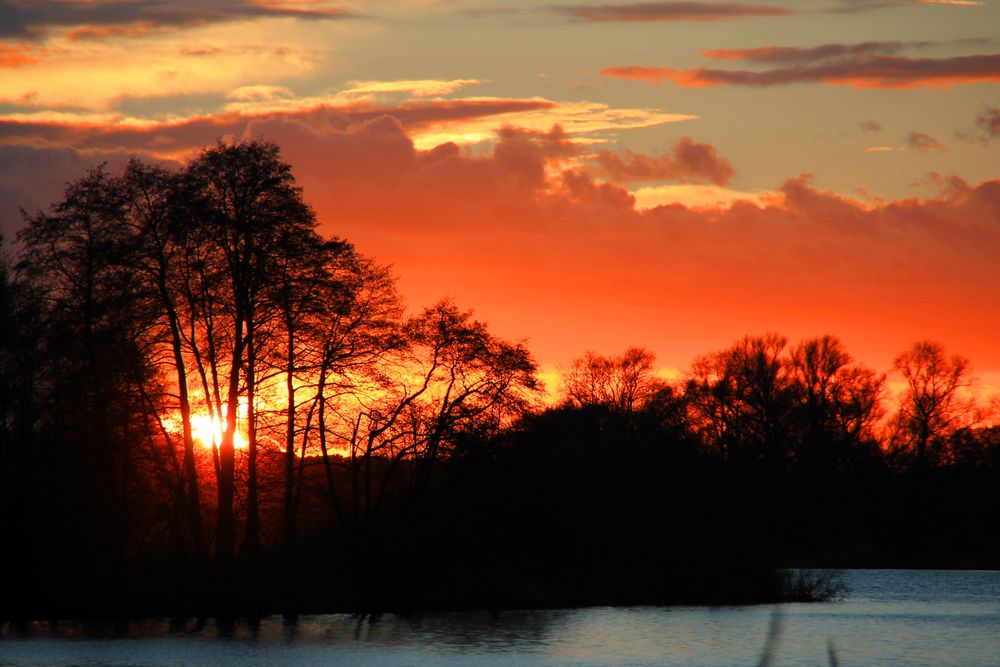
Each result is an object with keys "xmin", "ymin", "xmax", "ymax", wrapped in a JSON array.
[{"xmin": 190, "ymin": 412, "xmax": 248, "ymax": 449}]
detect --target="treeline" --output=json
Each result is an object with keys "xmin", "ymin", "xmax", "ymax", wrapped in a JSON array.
[
  {"xmin": 0, "ymin": 140, "xmax": 997, "ymax": 619},
  {"xmin": 562, "ymin": 338, "xmax": 996, "ymax": 472}
]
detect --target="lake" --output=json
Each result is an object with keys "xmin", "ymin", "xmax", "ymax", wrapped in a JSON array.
[{"xmin": 2, "ymin": 570, "xmax": 999, "ymax": 666}]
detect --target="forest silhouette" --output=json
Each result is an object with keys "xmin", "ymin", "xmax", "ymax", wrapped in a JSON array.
[{"xmin": 0, "ymin": 140, "xmax": 997, "ymax": 621}]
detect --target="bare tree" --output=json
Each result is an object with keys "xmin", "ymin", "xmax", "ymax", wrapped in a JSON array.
[
  {"xmin": 686, "ymin": 334, "xmax": 791, "ymax": 463},
  {"xmin": 561, "ymin": 347, "xmax": 664, "ymax": 415},
  {"xmin": 890, "ymin": 341, "xmax": 979, "ymax": 467},
  {"xmin": 181, "ymin": 139, "xmax": 317, "ymax": 564}
]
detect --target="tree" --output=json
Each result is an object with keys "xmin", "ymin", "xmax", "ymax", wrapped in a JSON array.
[
  {"xmin": 686, "ymin": 334, "xmax": 791, "ymax": 463},
  {"xmin": 15, "ymin": 165, "xmax": 156, "ymax": 571},
  {"xmin": 121, "ymin": 159, "xmax": 208, "ymax": 558},
  {"xmin": 786, "ymin": 336, "xmax": 884, "ymax": 471},
  {"xmin": 891, "ymin": 341, "xmax": 979, "ymax": 467},
  {"xmin": 333, "ymin": 300, "xmax": 539, "ymax": 521},
  {"xmin": 561, "ymin": 347, "xmax": 665, "ymax": 415},
  {"xmin": 181, "ymin": 139, "xmax": 317, "ymax": 564}
]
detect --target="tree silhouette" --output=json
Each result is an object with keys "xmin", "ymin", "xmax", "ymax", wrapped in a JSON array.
[
  {"xmin": 786, "ymin": 336, "xmax": 884, "ymax": 471},
  {"xmin": 561, "ymin": 347, "xmax": 664, "ymax": 416},
  {"xmin": 121, "ymin": 159, "xmax": 208, "ymax": 558},
  {"xmin": 15, "ymin": 165, "xmax": 156, "ymax": 574},
  {"xmin": 181, "ymin": 140, "xmax": 317, "ymax": 564},
  {"xmin": 686, "ymin": 334, "xmax": 791, "ymax": 463},
  {"xmin": 890, "ymin": 341, "xmax": 978, "ymax": 467}
]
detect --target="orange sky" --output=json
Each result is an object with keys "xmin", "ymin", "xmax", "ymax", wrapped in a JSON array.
[{"xmin": 1, "ymin": 0, "xmax": 998, "ymax": 393}]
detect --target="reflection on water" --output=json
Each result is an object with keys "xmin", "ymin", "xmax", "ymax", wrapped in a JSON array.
[{"xmin": 1, "ymin": 570, "xmax": 999, "ymax": 667}]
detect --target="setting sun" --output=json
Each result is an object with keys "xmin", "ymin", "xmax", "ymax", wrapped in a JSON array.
[{"xmin": 190, "ymin": 413, "xmax": 247, "ymax": 450}]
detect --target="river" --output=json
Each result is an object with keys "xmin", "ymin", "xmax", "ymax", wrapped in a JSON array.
[{"xmin": 2, "ymin": 570, "xmax": 998, "ymax": 666}]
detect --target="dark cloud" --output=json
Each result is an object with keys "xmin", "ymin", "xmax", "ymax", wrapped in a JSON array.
[
  {"xmin": 977, "ymin": 106, "xmax": 1000, "ymax": 138},
  {"xmin": 553, "ymin": 2, "xmax": 790, "ymax": 22},
  {"xmin": 601, "ymin": 53, "xmax": 1000, "ymax": 89},
  {"xmin": 907, "ymin": 131, "xmax": 945, "ymax": 152},
  {"xmin": 861, "ymin": 120, "xmax": 882, "ymax": 132},
  {"xmin": 0, "ymin": 0, "xmax": 352, "ymax": 40},
  {"xmin": 703, "ymin": 41, "xmax": 913, "ymax": 63},
  {"xmin": 589, "ymin": 137, "xmax": 735, "ymax": 185},
  {"xmin": 0, "ymin": 143, "xmax": 183, "ymax": 241},
  {"xmin": 825, "ymin": 0, "xmax": 911, "ymax": 13}
]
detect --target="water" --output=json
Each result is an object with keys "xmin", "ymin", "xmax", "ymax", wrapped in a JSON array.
[{"xmin": 2, "ymin": 570, "xmax": 999, "ymax": 666}]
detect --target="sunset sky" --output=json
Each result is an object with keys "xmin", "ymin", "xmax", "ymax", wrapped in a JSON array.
[{"xmin": 1, "ymin": 0, "xmax": 998, "ymax": 395}]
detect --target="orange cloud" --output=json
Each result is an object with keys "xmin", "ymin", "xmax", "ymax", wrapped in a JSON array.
[
  {"xmin": 67, "ymin": 22, "xmax": 165, "ymax": 42},
  {"xmin": 589, "ymin": 137, "xmax": 735, "ymax": 185},
  {"xmin": 188, "ymin": 117, "xmax": 997, "ymax": 376},
  {"xmin": 0, "ymin": 43, "xmax": 43, "ymax": 68},
  {"xmin": 557, "ymin": 2, "xmax": 791, "ymax": 21},
  {"xmin": 601, "ymin": 53, "xmax": 1000, "ymax": 89},
  {"xmin": 4, "ymin": 112, "xmax": 998, "ymax": 381}
]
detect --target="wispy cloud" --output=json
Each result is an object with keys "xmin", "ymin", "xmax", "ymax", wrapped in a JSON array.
[
  {"xmin": 553, "ymin": 2, "xmax": 790, "ymax": 22},
  {"xmin": 828, "ymin": 0, "xmax": 980, "ymax": 12},
  {"xmin": 601, "ymin": 53, "xmax": 1000, "ymax": 89},
  {"xmin": 918, "ymin": 0, "xmax": 981, "ymax": 6},
  {"xmin": 703, "ymin": 41, "xmax": 912, "ymax": 63},
  {"xmin": 861, "ymin": 120, "xmax": 882, "ymax": 132},
  {"xmin": 342, "ymin": 79, "xmax": 483, "ymax": 98}
]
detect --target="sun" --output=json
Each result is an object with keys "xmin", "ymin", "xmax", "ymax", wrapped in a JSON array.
[{"xmin": 190, "ymin": 412, "xmax": 248, "ymax": 449}]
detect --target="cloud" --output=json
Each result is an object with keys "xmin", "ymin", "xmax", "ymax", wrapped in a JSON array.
[
  {"xmin": 227, "ymin": 84, "xmax": 295, "ymax": 102},
  {"xmin": 66, "ymin": 22, "xmax": 165, "ymax": 42},
  {"xmin": 977, "ymin": 107, "xmax": 1000, "ymax": 138},
  {"xmin": 703, "ymin": 42, "xmax": 909, "ymax": 63},
  {"xmin": 0, "ymin": 142, "xmax": 180, "ymax": 240},
  {"xmin": 828, "ymin": 0, "xmax": 980, "ymax": 11},
  {"xmin": 0, "ymin": 91, "xmax": 695, "ymax": 164},
  {"xmin": 861, "ymin": 120, "xmax": 882, "ymax": 132},
  {"xmin": 632, "ymin": 183, "xmax": 771, "ymax": 209},
  {"xmin": 864, "ymin": 146, "xmax": 899, "ymax": 152},
  {"xmin": 600, "ymin": 53, "xmax": 1000, "ymax": 89},
  {"xmin": 918, "ymin": 0, "xmax": 981, "ymax": 5},
  {"xmin": 907, "ymin": 131, "xmax": 945, "ymax": 152},
  {"xmin": 554, "ymin": 2, "xmax": 790, "ymax": 21},
  {"xmin": 342, "ymin": 79, "xmax": 483, "ymax": 98},
  {"xmin": 3, "ymin": 117, "xmax": 1000, "ymax": 377},
  {"xmin": 0, "ymin": 42, "xmax": 42, "ymax": 67},
  {"xmin": 589, "ymin": 137, "xmax": 735, "ymax": 185},
  {"xmin": 0, "ymin": 35, "xmax": 323, "ymax": 110},
  {"xmin": 0, "ymin": 0, "xmax": 351, "ymax": 40}
]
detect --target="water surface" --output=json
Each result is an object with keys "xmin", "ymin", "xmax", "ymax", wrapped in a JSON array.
[{"xmin": 2, "ymin": 570, "xmax": 998, "ymax": 666}]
